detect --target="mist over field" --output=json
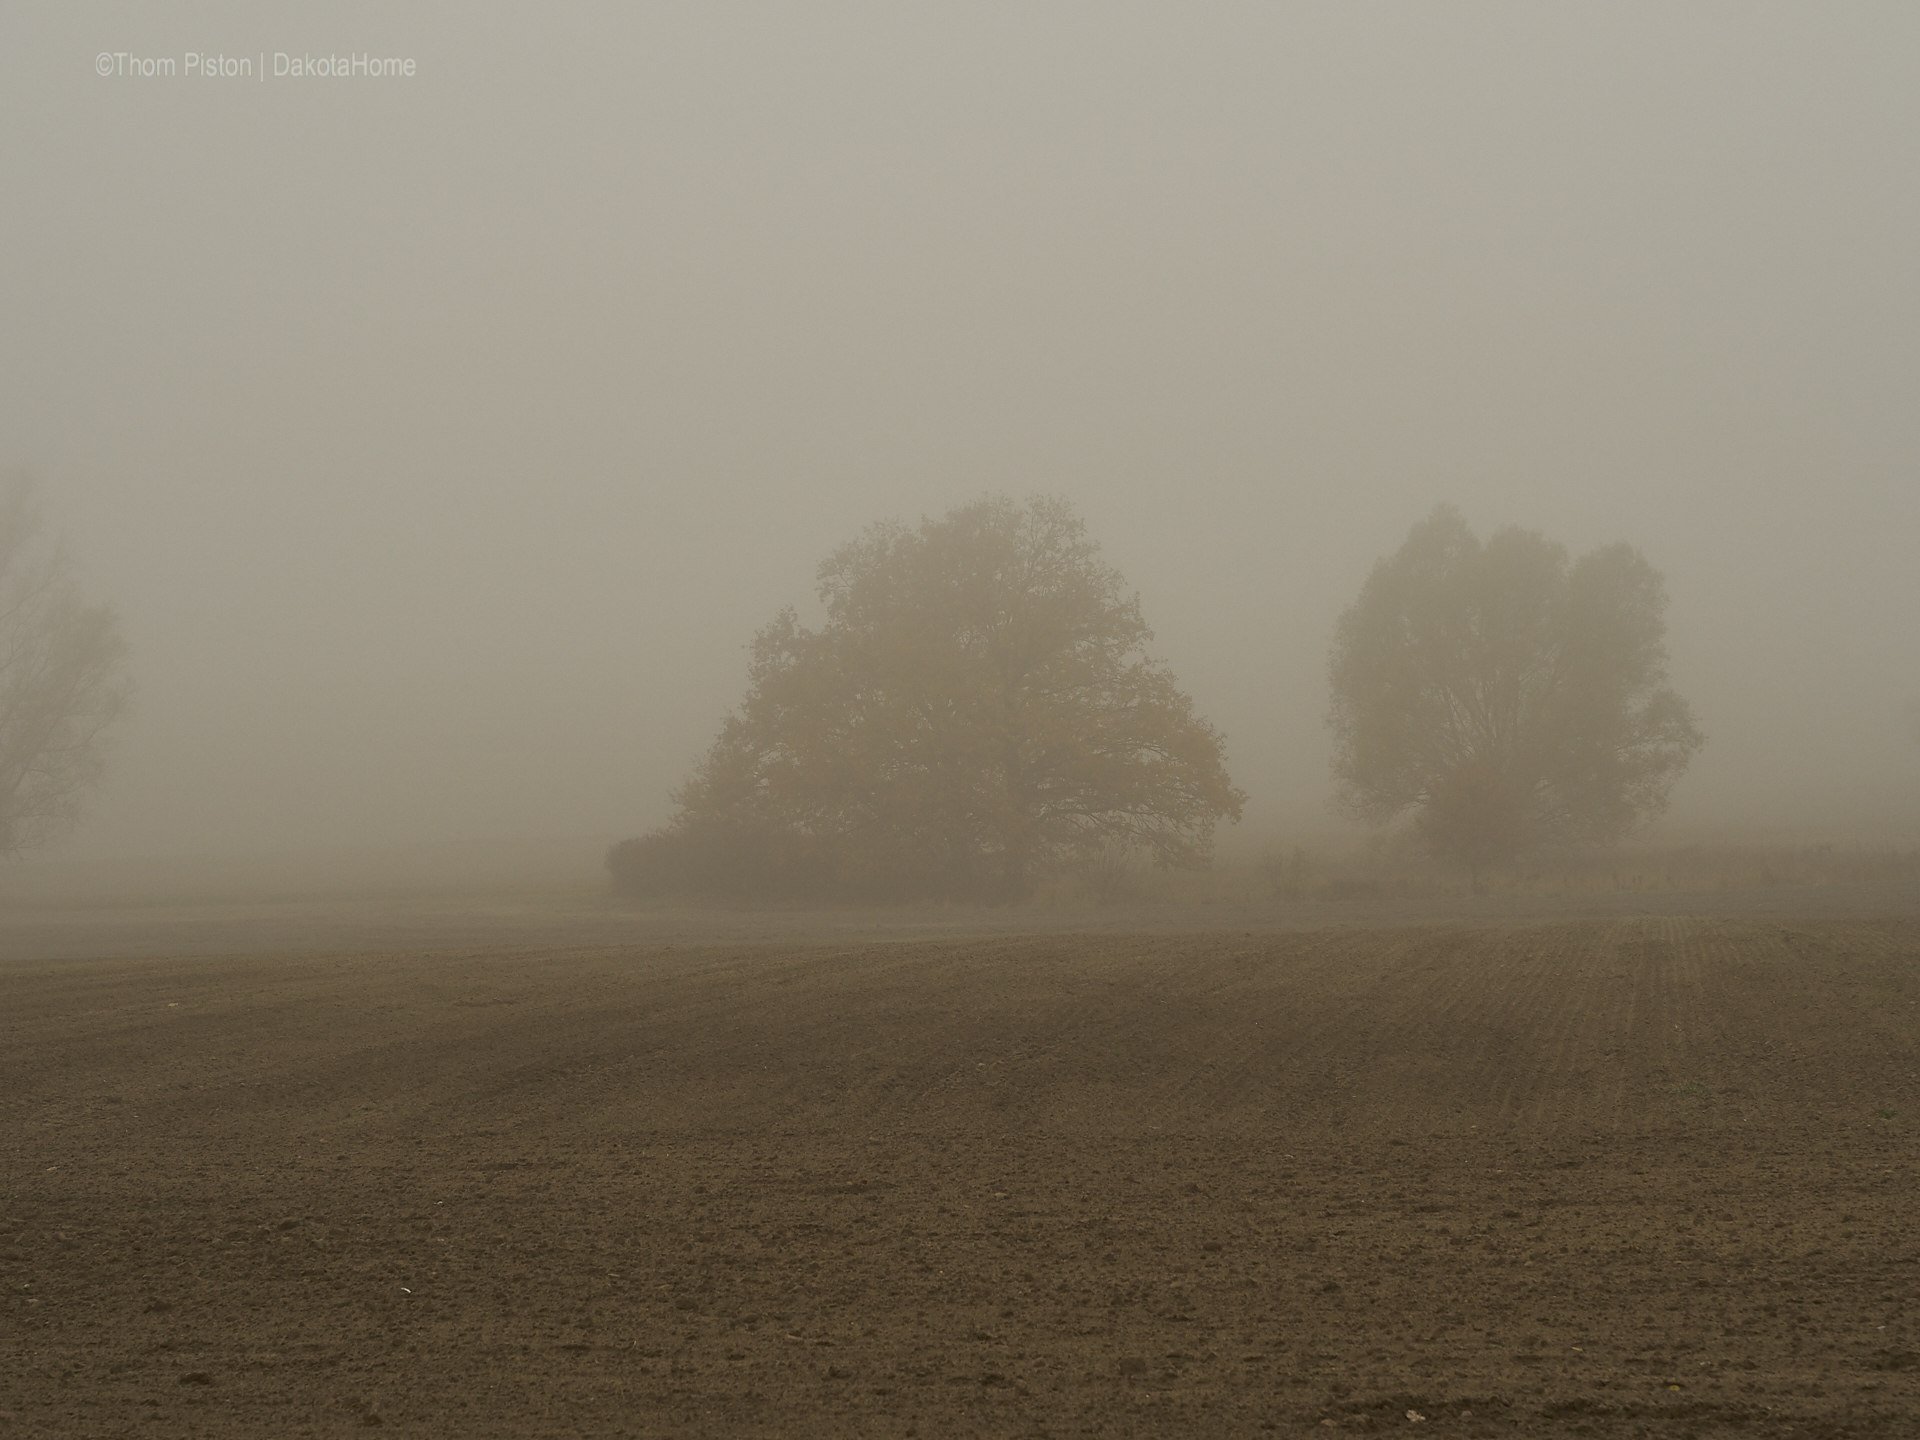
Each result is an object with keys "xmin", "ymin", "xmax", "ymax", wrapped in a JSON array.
[
  {"xmin": 11, "ymin": 18, "xmax": 1920, "ymax": 1437},
  {"xmin": 4, "ymin": 3, "xmax": 1919, "ymax": 876}
]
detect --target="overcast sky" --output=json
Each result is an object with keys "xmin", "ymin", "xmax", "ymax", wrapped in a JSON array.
[{"xmin": 4, "ymin": 2, "xmax": 1917, "ymax": 861}]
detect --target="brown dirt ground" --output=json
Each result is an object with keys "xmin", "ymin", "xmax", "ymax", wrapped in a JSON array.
[{"xmin": 4, "ymin": 914, "xmax": 1919, "ymax": 1437}]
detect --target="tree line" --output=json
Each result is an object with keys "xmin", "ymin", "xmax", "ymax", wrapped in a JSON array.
[{"xmin": 610, "ymin": 495, "xmax": 1704, "ymax": 901}]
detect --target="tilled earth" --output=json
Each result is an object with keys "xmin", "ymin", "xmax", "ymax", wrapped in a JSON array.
[{"xmin": 4, "ymin": 915, "xmax": 1918, "ymax": 1436}]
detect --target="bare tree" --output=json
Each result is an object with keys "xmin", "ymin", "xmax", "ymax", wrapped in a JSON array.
[{"xmin": 0, "ymin": 476, "xmax": 132, "ymax": 855}]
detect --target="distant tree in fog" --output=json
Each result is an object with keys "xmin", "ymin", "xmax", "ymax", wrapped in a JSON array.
[
  {"xmin": 614, "ymin": 495, "xmax": 1244, "ymax": 901},
  {"xmin": 1327, "ymin": 504, "xmax": 1702, "ymax": 875},
  {"xmin": 0, "ymin": 475, "xmax": 132, "ymax": 855}
]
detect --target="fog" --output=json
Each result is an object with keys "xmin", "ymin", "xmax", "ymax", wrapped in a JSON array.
[{"xmin": 4, "ymin": 3, "xmax": 1918, "ymax": 871}]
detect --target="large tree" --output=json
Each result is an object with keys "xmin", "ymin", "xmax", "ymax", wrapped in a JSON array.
[
  {"xmin": 1328, "ymin": 504, "xmax": 1702, "ymax": 871},
  {"xmin": 648, "ymin": 495, "xmax": 1244, "ymax": 899},
  {"xmin": 0, "ymin": 475, "xmax": 132, "ymax": 855}
]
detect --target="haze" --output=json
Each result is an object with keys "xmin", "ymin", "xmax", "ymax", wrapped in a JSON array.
[{"xmin": 4, "ymin": 2, "xmax": 1917, "ymax": 870}]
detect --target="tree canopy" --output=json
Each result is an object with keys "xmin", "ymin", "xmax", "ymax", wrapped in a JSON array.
[
  {"xmin": 625, "ymin": 496, "xmax": 1244, "ymax": 900},
  {"xmin": 1327, "ymin": 504, "xmax": 1703, "ymax": 870},
  {"xmin": 0, "ymin": 476, "xmax": 132, "ymax": 856}
]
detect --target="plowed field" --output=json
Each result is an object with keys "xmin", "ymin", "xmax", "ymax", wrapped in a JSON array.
[{"xmin": 5, "ymin": 916, "xmax": 1919, "ymax": 1436}]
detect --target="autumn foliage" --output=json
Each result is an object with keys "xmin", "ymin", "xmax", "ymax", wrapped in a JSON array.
[
  {"xmin": 1328, "ymin": 505, "xmax": 1703, "ymax": 871},
  {"xmin": 613, "ymin": 496, "xmax": 1244, "ymax": 900}
]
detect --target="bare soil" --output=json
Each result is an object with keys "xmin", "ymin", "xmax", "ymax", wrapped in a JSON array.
[{"xmin": 5, "ymin": 911, "xmax": 1919, "ymax": 1436}]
